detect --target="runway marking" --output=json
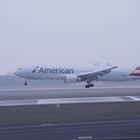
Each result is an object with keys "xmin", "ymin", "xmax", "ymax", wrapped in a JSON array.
[
  {"xmin": 69, "ymin": 136, "xmax": 140, "ymax": 140},
  {"xmin": 40, "ymin": 123, "xmax": 53, "ymax": 127},
  {"xmin": 93, "ymin": 136, "xmax": 140, "ymax": 139},
  {"xmin": 37, "ymin": 97, "xmax": 125, "ymax": 105},
  {"xmin": 77, "ymin": 136, "xmax": 93, "ymax": 139},
  {"xmin": 68, "ymin": 136, "xmax": 93, "ymax": 140},
  {"xmin": 127, "ymin": 96, "xmax": 140, "ymax": 101},
  {"xmin": 0, "ymin": 96, "xmax": 140, "ymax": 107}
]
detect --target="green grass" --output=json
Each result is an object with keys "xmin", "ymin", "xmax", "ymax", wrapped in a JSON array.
[{"xmin": 0, "ymin": 102, "xmax": 140, "ymax": 127}]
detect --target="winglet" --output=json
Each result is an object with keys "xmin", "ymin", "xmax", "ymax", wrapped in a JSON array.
[{"xmin": 111, "ymin": 66, "xmax": 118, "ymax": 69}]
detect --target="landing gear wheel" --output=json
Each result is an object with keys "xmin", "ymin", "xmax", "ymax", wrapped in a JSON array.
[
  {"xmin": 24, "ymin": 80, "xmax": 28, "ymax": 86},
  {"xmin": 90, "ymin": 83, "xmax": 94, "ymax": 87},
  {"xmin": 24, "ymin": 83, "xmax": 28, "ymax": 86},
  {"xmin": 85, "ymin": 85, "xmax": 90, "ymax": 88},
  {"xmin": 85, "ymin": 83, "xmax": 94, "ymax": 88}
]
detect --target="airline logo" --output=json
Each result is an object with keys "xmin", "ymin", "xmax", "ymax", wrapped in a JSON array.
[
  {"xmin": 129, "ymin": 66, "xmax": 140, "ymax": 76},
  {"xmin": 32, "ymin": 66, "xmax": 39, "ymax": 73},
  {"xmin": 32, "ymin": 66, "xmax": 74, "ymax": 74}
]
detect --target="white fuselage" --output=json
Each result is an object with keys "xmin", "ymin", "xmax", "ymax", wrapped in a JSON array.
[
  {"xmin": 15, "ymin": 66, "xmax": 93, "ymax": 80},
  {"xmin": 14, "ymin": 66, "xmax": 139, "ymax": 82}
]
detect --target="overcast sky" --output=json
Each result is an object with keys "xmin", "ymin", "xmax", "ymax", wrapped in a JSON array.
[{"xmin": 0, "ymin": 0, "xmax": 140, "ymax": 74}]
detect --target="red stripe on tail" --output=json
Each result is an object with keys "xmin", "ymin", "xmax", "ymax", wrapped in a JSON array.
[{"xmin": 135, "ymin": 66, "xmax": 140, "ymax": 70}]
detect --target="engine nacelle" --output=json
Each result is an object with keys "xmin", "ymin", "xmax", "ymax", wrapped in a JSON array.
[{"xmin": 64, "ymin": 74, "xmax": 81, "ymax": 83}]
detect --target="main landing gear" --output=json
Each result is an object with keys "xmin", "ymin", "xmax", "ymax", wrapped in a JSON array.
[
  {"xmin": 24, "ymin": 79, "xmax": 28, "ymax": 86},
  {"xmin": 85, "ymin": 83, "xmax": 94, "ymax": 88}
]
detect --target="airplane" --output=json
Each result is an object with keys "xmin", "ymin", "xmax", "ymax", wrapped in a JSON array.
[{"xmin": 14, "ymin": 65, "xmax": 140, "ymax": 88}]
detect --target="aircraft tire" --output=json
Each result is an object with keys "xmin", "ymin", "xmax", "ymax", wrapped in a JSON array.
[
  {"xmin": 24, "ymin": 83, "xmax": 28, "ymax": 86},
  {"xmin": 85, "ymin": 84, "xmax": 94, "ymax": 88},
  {"xmin": 85, "ymin": 85, "xmax": 90, "ymax": 88}
]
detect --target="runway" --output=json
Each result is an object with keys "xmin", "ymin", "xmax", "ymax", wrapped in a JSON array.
[
  {"xmin": 0, "ymin": 119, "xmax": 140, "ymax": 140},
  {"xmin": 0, "ymin": 86, "xmax": 140, "ymax": 106},
  {"xmin": 0, "ymin": 86, "xmax": 140, "ymax": 139},
  {"xmin": 0, "ymin": 86, "xmax": 140, "ymax": 100}
]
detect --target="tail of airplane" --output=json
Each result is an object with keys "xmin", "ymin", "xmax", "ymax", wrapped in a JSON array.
[{"xmin": 129, "ymin": 66, "xmax": 140, "ymax": 76}]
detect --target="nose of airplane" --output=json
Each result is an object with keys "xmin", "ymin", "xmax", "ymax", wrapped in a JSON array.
[
  {"xmin": 14, "ymin": 68, "xmax": 23, "ymax": 77},
  {"xmin": 14, "ymin": 71, "xmax": 19, "ymax": 76}
]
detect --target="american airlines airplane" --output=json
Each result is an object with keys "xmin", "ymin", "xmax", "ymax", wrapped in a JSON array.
[{"xmin": 14, "ymin": 65, "xmax": 140, "ymax": 88}]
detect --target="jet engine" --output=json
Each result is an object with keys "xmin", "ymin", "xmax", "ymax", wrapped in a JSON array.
[{"xmin": 64, "ymin": 74, "xmax": 81, "ymax": 83}]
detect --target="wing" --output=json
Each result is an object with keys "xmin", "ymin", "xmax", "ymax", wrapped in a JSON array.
[{"xmin": 78, "ymin": 66, "xmax": 118, "ymax": 82}]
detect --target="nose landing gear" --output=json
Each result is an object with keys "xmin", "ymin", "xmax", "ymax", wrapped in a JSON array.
[{"xmin": 24, "ymin": 79, "xmax": 28, "ymax": 86}]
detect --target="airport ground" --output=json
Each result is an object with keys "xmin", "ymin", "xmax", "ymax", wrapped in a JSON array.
[{"xmin": 0, "ymin": 86, "xmax": 140, "ymax": 139}]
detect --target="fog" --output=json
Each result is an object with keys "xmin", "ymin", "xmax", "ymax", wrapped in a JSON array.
[{"xmin": 0, "ymin": 0, "xmax": 140, "ymax": 74}]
